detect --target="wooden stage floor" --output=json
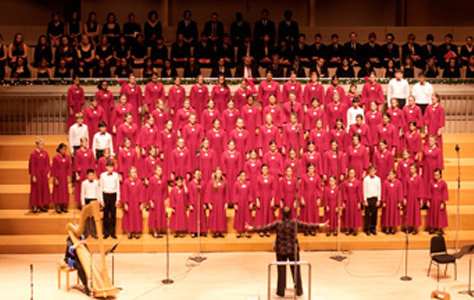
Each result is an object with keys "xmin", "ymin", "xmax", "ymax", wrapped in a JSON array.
[{"xmin": 0, "ymin": 250, "xmax": 471, "ymax": 300}]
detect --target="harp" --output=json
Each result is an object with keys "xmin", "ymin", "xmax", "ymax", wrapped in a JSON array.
[{"xmin": 67, "ymin": 201, "xmax": 119, "ymax": 298}]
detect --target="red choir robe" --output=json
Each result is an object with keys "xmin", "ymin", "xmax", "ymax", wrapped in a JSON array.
[
  {"xmin": 258, "ymin": 124, "xmax": 281, "ymax": 155},
  {"xmin": 303, "ymin": 82, "xmax": 325, "ymax": 107},
  {"xmin": 308, "ymin": 128, "xmax": 330, "ymax": 155},
  {"xmin": 117, "ymin": 148, "xmax": 138, "ymax": 176},
  {"xmin": 404, "ymin": 131, "xmax": 422, "ymax": 161},
  {"xmin": 262, "ymin": 151, "xmax": 284, "ymax": 178},
  {"xmin": 205, "ymin": 179, "xmax": 227, "ymax": 232},
  {"xmin": 282, "ymin": 123, "xmax": 305, "ymax": 154},
  {"xmin": 329, "ymin": 128, "xmax": 348, "ymax": 153},
  {"xmin": 403, "ymin": 174, "xmax": 423, "ymax": 227},
  {"xmin": 189, "ymin": 84, "xmax": 209, "ymax": 122},
  {"xmin": 138, "ymin": 124, "xmax": 158, "ymax": 153},
  {"xmin": 424, "ymin": 103, "xmax": 445, "ymax": 153},
  {"xmin": 279, "ymin": 176, "xmax": 298, "ymax": 218},
  {"xmin": 67, "ymin": 85, "xmax": 85, "ymax": 128},
  {"xmin": 304, "ymin": 106, "xmax": 326, "ymax": 132},
  {"xmin": 396, "ymin": 158, "xmax": 414, "ymax": 185},
  {"xmin": 148, "ymin": 175, "xmax": 168, "ymax": 230},
  {"xmin": 188, "ymin": 179, "xmax": 208, "ymax": 233},
  {"xmin": 174, "ymin": 107, "xmax": 196, "ymax": 131},
  {"xmin": 211, "ymin": 85, "xmax": 232, "ymax": 113},
  {"xmin": 170, "ymin": 147, "xmax": 191, "ymax": 178},
  {"xmin": 299, "ymin": 173, "xmax": 322, "ymax": 223},
  {"xmin": 201, "ymin": 108, "xmax": 221, "ymax": 133},
  {"xmin": 244, "ymin": 159, "xmax": 262, "ymax": 198},
  {"xmin": 111, "ymin": 103, "xmax": 133, "ymax": 131},
  {"xmin": 281, "ymin": 101, "xmax": 304, "ymax": 124},
  {"xmin": 229, "ymin": 128, "xmax": 250, "ymax": 163},
  {"xmin": 323, "ymin": 185, "xmax": 339, "ymax": 230},
  {"xmin": 144, "ymin": 81, "xmax": 165, "ymax": 113},
  {"xmin": 325, "ymin": 85, "xmax": 347, "ymax": 107},
  {"xmin": 151, "ymin": 108, "xmax": 170, "ymax": 132},
  {"xmin": 169, "ymin": 186, "xmax": 188, "ymax": 231},
  {"xmin": 421, "ymin": 146, "xmax": 444, "ymax": 201},
  {"xmin": 255, "ymin": 175, "xmax": 277, "ymax": 226},
  {"xmin": 323, "ymin": 150, "xmax": 346, "ymax": 179},
  {"xmin": 257, "ymin": 80, "xmax": 281, "ymax": 107},
  {"xmin": 284, "ymin": 158, "xmax": 299, "ymax": 176},
  {"xmin": 116, "ymin": 123, "xmax": 139, "ymax": 152},
  {"xmin": 241, "ymin": 104, "xmax": 262, "ymax": 149},
  {"xmin": 234, "ymin": 87, "xmax": 255, "ymax": 110},
  {"xmin": 381, "ymin": 179, "xmax": 403, "ymax": 227},
  {"xmin": 326, "ymin": 102, "xmax": 349, "ymax": 129},
  {"xmin": 376, "ymin": 123, "xmax": 399, "ymax": 152},
  {"xmin": 222, "ymin": 108, "xmax": 240, "ymax": 133},
  {"xmin": 222, "ymin": 150, "xmax": 243, "ymax": 203},
  {"xmin": 182, "ymin": 123, "xmax": 204, "ymax": 170},
  {"xmin": 233, "ymin": 180, "xmax": 253, "ymax": 231},
  {"xmin": 426, "ymin": 179, "xmax": 449, "ymax": 228},
  {"xmin": 95, "ymin": 89, "xmax": 114, "ymax": 127},
  {"xmin": 346, "ymin": 145, "xmax": 370, "ymax": 180},
  {"xmin": 386, "ymin": 107, "xmax": 405, "ymax": 134},
  {"xmin": 403, "ymin": 104, "xmax": 423, "ymax": 132},
  {"xmin": 139, "ymin": 156, "xmax": 161, "ymax": 180},
  {"xmin": 361, "ymin": 82, "xmax": 384, "ymax": 110},
  {"xmin": 121, "ymin": 178, "xmax": 145, "ymax": 232},
  {"xmin": 199, "ymin": 148, "xmax": 218, "ymax": 185},
  {"xmin": 301, "ymin": 151, "xmax": 323, "ymax": 177},
  {"xmin": 29, "ymin": 149, "xmax": 51, "ymax": 206},
  {"xmin": 51, "ymin": 153, "xmax": 71, "ymax": 204},
  {"xmin": 73, "ymin": 148, "xmax": 95, "ymax": 203},
  {"xmin": 206, "ymin": 128, "xmax": 227, "ymax": 166},
  {"xmin": 282, "ymin": 81, "xmax": 303, "ymax": 103},
  {"xmin": 157, "ymin": 129, "xmax": 177, "ymax": 180},
  {"xmin": 348, "ymin": 123, "xmax": 372, "ymax": 148},
  {"xmin": 365, "ymin": 110, "xmax": 382, "ymax": 147},
  {"xmin": 167, "ymin": 85, "xmax": 186, "ymax": 113},
  {"xmin": 341, "ymin": 179, "xmax": 363, "ymax": 229},
  {"xmin": 263, "ymin": 105, "xmax": 284, "ymax": 128},
  {"xmin": 96, "ymin": 156, "xmax": 114, "ymax": 176},
  {"xmin": 119, "ymin": 83, "xmax": 143, "ymax": 127},
  {"xmin": 372, "ymin": 149, "xmax": 395, "ymax": 182}
]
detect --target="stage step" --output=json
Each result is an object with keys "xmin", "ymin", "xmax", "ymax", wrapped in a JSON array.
[{"xmin": 0, "ymin": 230, "xmax": 473, "ymax": 254}]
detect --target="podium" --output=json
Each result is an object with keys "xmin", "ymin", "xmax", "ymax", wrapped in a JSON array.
[{"xmin": 454, "ymin": 244, "xmax": 474, "ymax": 297}]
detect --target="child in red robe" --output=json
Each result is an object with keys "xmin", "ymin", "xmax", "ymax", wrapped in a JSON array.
[
  {"xmin": 51, "ymin": 143, "xmax": 71, "ymax": 213},
  {"xmin": 381, "ymin": 169, "xmax": 403, "ymax": 234},
  {"xmin": 74, "ymin": 137, "xmax": 95, "ymax": 206},
  {"xmin": 426, "ymin": 169, "xmax": 449, "ymax": 235},
  {"xmin": 205, "ymin": 167, "xmax": 227, "ymax": 238},
  {"xmin": 148, "ymin": 165, "xmax": 168, "ymax": 238},
  {"xmin": 188, "ymin": 169, "xmax": 208, "ymax": 238},
  {"xmin": 323, "ymin": 176, "xmax": 339, "ymax": 236},
  {"xmin": 121, "ymin": 166, "xmax": 145, "ymax": 239},
  {"xmin": 170, "ymin": 176, "xmax": 188, "ymax": 237},
  {"xmin": 29, "ymin": 137, "xmax": 51, "ymax": 213},
  {"xmin": 233, "ymin": 171, "xmax": 253, "ymax": 238},
  {"xmin": 341, "ymin": 168, "xmax": 363, "ymax": 235},
  {"xmin": 255, "ymin": 164, "xmax": 277, "ymax": 237},
  {"xmin": 403, "ymin": 163, "xmax": 424, "ymax": 234},
  {"xmin": 299, "ymin": 163, "xmax": 322, "ymax": 235}
]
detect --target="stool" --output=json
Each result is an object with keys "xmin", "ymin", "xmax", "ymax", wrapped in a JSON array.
[{"xmin": 57, "ymin": 263, "xmax": 79, "ymax": 291}]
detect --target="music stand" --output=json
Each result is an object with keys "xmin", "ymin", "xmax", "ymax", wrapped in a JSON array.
[
  {"xmin": 455, "ymin": 244, "xmax": 474, "ymax": 297},
  {"xmin": 105, "ymin": 241, "xmax": 123, "ymax": 290}
]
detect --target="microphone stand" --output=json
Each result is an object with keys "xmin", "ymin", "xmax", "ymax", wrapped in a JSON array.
[
  {"xmin": 162, "ymin": 209, "xmax": 173, "ymax": 284},
  {"xmin": 330, "ymin": 147, "xmax": 346, "ymax": 262},
  {"xmin": 455, "ymin": 144, "xmax": 461, "ymax": 251},
  {"xmin": 30, "ymin": 264, "xmax": 33, "ymax": 300},
  {"xmin": 400, "ymin": 225, "xmax": 412, "ymax": 281},
  {"xmin": 190, "ymin": 148, "xmax": 206, "ymax": 263},
  {"xmin": 105, "ymin": 241, "xmax": 123, "ymax": 289}
]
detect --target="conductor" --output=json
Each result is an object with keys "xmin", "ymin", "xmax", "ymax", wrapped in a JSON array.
[{"xmin": 247, "ymin": 206, "xmax": 328, "ymax": 297}]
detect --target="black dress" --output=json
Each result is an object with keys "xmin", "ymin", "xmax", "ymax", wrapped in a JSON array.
[
  {"xmin": 403, "ymin": 67, "xmax": 414, "ymax": 78},
  {"xmin": 336, "ymin": 66, "xmax": 355, "ymax": 78},
  {"xmin": 357, "ymin": 68, "xmax": 373, "ymax": 78},
  {"xmin": 55, "ymin": 46, "xmax": 76, "ymax": 68},
  {"xmin": 102, "ymin": 23, "xmax": 121, "ymax": 46},
  {"xmin": 47, "ymin": 21, "xmax": 64, "ymax": 37},
  {"xmin": 465, "ymin": 66, "xmax": 474, "ymax": 78},
  {"xmin": 68, "ymin": 20, "xmax": 81, "ymax": 37},
  {"xmin": 0, "ymin": 44, "xmax": 5, "ymax": 79},
  {"xmin": 114, "ymin": 65, "xmax": 133, "ymax": 78},
  {"xmin": 161, "ymin": 68, "xmax": 178, "ymax": 78},
  {"xmin": 144, "ymin": 21, "xmax": 162, "ymax": 47},
  {"xmin": 183, "ymin": 65, "xmax": 201, "ymax": 78},
  {"xmin": 131, "ymin": 43, "xmax": 147, "ymax": 68},
  {"xmin": 54, "ymin": 67, "xmax": 71, "ymax": 78},
  {"xmin": 123, "ymin": 22, "xmax": 142, "ymax": 45},
  {"xmin": 424, "ymin": 67, "xmax": 439, "ymax": 78},
  {"xmin": 150, "ymin": 45, "xmax": 168, "ymax": 66},
  {"xmin": 114, "ymin": 44, "xmax": 130, "ymax": 61},
  {"xmin": 37, "ymin": 69, "xmax": 50, "ymax": 79},
  {"xmin": 34, "ymin": 46, "xmax": 53, "ymax": 66},
  {"xmin": 385, "ymin": 68, "xmax": 395, "ymax": 78},
  {"xmin": 96, "ymin": 45, "xmax": 113, "ymax": 61},
  {"xmin": 78, "ymin": 45, "xmax": 95, "ymax": 69},
  {"xmin": 85, "ymin": 22, "xmax": 99, "ymax": 44},
  {"xmin": 443, "ymin": 67, "xmax": 461, "ymax": 78},
  {"xmin": 92, "ymin": 66, "xmax": 112, "ymax": 78}
]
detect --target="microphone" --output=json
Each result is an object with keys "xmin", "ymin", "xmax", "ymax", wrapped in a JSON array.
[
  {"xmin": 455, "ymin": 144, "xmax": 460, "ymax": 152},
  {"xmin": 196, "ymin": 148, "xmax": 201, "ymax": 156}
]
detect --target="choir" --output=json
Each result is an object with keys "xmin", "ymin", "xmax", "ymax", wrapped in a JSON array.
[{"xmin": 29, "ymin": 72, "xmax": 449, "ymax": 239}]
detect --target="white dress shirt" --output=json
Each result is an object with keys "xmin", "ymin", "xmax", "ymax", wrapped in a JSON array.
[
  {"xmin": 99, "ymin": 171, "xmax": 120, "ymax": 203},
  {"xmin": 363, "ymin": 175, "xmax": 381, "ymax": 201},
  {"xmin": 412, "ymin": 82, "xmax": 433, "ymax": 105},
  {"xmin": 387, "ymin": 78, "xmax": 410, "ymax": 107},
  {"xmin": 92, "ymin": 132, "xmax": 114, "ymax": 157},
  {"xmin": 81, "ymin": 179, "xmax": 100, "ymax": 205},
  {"xmin": 346, "ymin": 107, "xmax": 365, "ymax": 130},
  {"xmin": 69, "ymin": 123, "xmax": 89, "ymax": 153}
]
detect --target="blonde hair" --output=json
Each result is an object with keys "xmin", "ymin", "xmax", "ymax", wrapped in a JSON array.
[{"xmin": 35, "ymin": 137, "xmax": 44, "ymax": 145}]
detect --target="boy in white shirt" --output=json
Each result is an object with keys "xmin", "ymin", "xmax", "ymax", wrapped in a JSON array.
[
  {"xmin": 99, "ymin": 160, "xmax": 120, "ymax": 239},
  {"xmin": 69, "ymin": 112, "xmax": 89, "ymax": 155},
  {"xmin": 387, "ymin": 70, "xmax": 409, "ymax": 108},
  {"xmin": 81, "ymin": 169, "xmax": 100, "ymax": 238},
  {"xmin": 346, "ymin": 97, "xmax": 364, "ymax": 130},
  {"xmin": 92, "ymin": 122, "xmax": 114, "ymax": 160},
  {"xmin": 363, "ymin": 164, "xmax": 381, "ymax": 236}
]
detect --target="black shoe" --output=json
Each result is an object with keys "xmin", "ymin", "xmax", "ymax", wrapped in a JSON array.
[
  {"xmin": 259, "ymin": 232, "xmax": 264, "ymax": 238},
  {"xmin": 128, "ymin": 234, "xmax": 133, "ymax": 239},
  {"xmin": 174, "ymin": 233, "xmax": 179, "ymax": 238},
  {"xmin": 191, "ymin": 233, "xmax": 197, "ymax": 238},
  {"xmin": 296, "ymin": 291, "xmax": 303, "ymax": 296},
  {"xmin": 212, "ymin": 233, "xmax": 218, "ymax": 238},
  {"xmin": 326, "ymin": 232, "xmax": 330, "ymax": 237},
  {"xmin": 55, "ymin": 209, "xmax": 62, "ymax": 214},
  {"xmin": 236, "ymin": 234, "xmax": 242, "ymax": 238},
  {"xmin": 370, "ymin": 229, "xmax": 377, "ymax": 235},
  {"xmin": 219, "ymin": 233, "xmax": 225, "ymax": 238},
  {"xmin": 134, "ymin": 234, "xmax": 140, "ymax": 239},
  {"xmin": 111, "ymin": 234, "xmax": 118, "ymax": 239},
  {"xmin": 276, "ymin": 293, "xmax": 285, "ymax": 297},
  {"xmin": 352, "ymin": 231, "xmax": 358, "ymax": 236},
  {"xmin": 103, "ymin": 235, "xmax": 109, "ymax": 239},
  {"xmin": 365, "ymin": 231, "xmax": 371, "ymax": 236},
  {"xmin": 345, "ymin": 231, "xmax": 351, "ymax": 236},
  {"xmin": 303, "ymin": 231, "xmax": 308, "ymax": 236},
  {"xmin": 439, "ymin": 229, "xmax": 444, "ymax": 235},
  {"xmin": 32, "ymin": 208, "xmax": 38, "ymax": 214},
  {"xmin": 40, "ymin": 207, "xmax": 47, "ymax": 212},
  {"xmin": 310, "ymin": 231, "xmax": 316, "ymax": 236},
  {"xmin": 333, "ymin": 232, "xmax": 338, "ymax": 236},
  {"xmin": 62, "ymin": 207, "xmax": 68, "ymax": 213}
]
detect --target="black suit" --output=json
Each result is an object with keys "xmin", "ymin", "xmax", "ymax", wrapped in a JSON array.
[
  {"xmin": 237, "ymin": 42, "xmax": 257, "ymax": 63},
  {"xmin": 230, "ymin": 21, "xmax": 251, "ymax": 46},
  {"xmin": 437, "ymin": 43, "xmax": 458, "ymax": 69},
  {"xmin": 310, "ymin": 64, "xmax": 328, "ymax": 78},
  {"xmin": 276, "ymin": 45, "xmax": 294, "ymax": 63},
  {"xmin": 254, "ymin": 20, "xmax": 276, "ymax": 42},
  {"xmin": 202, "ymin": 21, "xmax": 224, "ymax": 42},
  {"xmin": 216, "ymin": 43, "xmax": 235, "ymax": 66},
  {"xmin": 309, "ymin": 43, "xmax": 326, "ymax": 65},
  {"xmin": 326, "ymin": 43, "xmax": 344, "ymax": 67},
  {"xmin": 256, "ymin": 42, "xmax": 275, "ymax": 66},
  {"xmin": 277, "ymin": 20, "xmax": 299, "ymax": 42},
  {"xmin": 402, "ymin": 43, "xmax": 422, "ymax": 67},
  {"xmin": 286, "ymin": 65, "xmax": 306, "ymax": 77},
  {"xmin": 362, "ymin": 43, "xmax": 382, "ymax": 67},
  {"xmin": 420, "ymin": 44, "xmax": 438, "ymax": 67},
  {"xmin": 176, "ymin": 20, "xmax": 198, "ymax": 45},
  {"xmin": 183, "ymin": 65, "xmax": 201, "ymax": 78},
  {"xmin": 294, "ymin": 43, "xmax": 311, "ymax": 66},
  {"xmin": 380, "ymin": 43, "xmax": 400, "ymax": 68},
  {"xmin": 234, "ymin": 63, "xmax": 260, "ymax": 78},
  {"xmin": 194, "ymin": 41, "xmax": 215, "ymax": 61},
  {"xmin": 170, "ymin": 42, "xmax": 190, "ymax": 67},
  {"xmin": 210, "ymin": 65, "xmax": 232, "ymax": 77},
  {"xmin": 150, "ymin": 45, "xmax": 168, "ymax": 64},
  {"xmin": 343, "ymin": 42, "xmax": 363, "ymax": 65},
  {"xmin": 266, "ymin": 63, "xmax": 285, "ymax": 77}
]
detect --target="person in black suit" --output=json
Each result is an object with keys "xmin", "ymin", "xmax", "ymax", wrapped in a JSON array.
[
  {"xmin": 420, "ymin": 34, "xmax": 438, "ymax": 69},
  {"xmin": 294, "ymin": 34, "xmax": 311, "ymax": 67},
  {"xmin": 326, "ymin": 34, "xmax": 343, "ymax": 67},
  {"xmin": 176, "ymin": 10, "xmax": 198, "ymax": 46},
  {"xmin": 287, "ymin": 56, "xmax": 306, "ymax": 77},
  {"xmin": 256, "ymin": 34, "xmax": 275, "ymax": 67},
  {"xmin": 276, "ymin": 39, "xmax": 293, "ymax": 65},
  {"xmin": 311, "ymin": 57, "xmax": 328, "ymax": 78},
  {"xmin": 202, "ymin": 12, "xmax": 224, "ymax": 44},
  {"xmin": 171, "ymin": 34, "xmax": 190, "ymax": 67},
  {"xmin": 309, "ymin": 33, "xmax": 326, "ymax": 67},
  {"xmin": 362, "ymin": 32, "xmax": 382, "ymax": 68},
  {"xmin": 194, "ymin": 33, "xmax": 215, "ymax": 67},
  {"xmin": 381, "ymin": 33, "xmax": 400, "ymax": 68},
  {"xmin": 254, "ymin": 9, "xmax": 276, "ymax": 43},
  {"xmin": 150, "ymin": 36, "xmax": 168, "ymax": 67},
  {"xmin": 437, "ymin": 33, "xmax": 458, "ymax": 69},
  {"xmin": 401, "ymin": 33, "xmax": 422, "ymax": 68},
  {"xmin": 237, "ymin": 36, "xmax": 257, "ymax": 64},
  {"xmin": 266, "ymin": 54, "xmax": 285, "ymax": 78},
  {"xmin": 278, "ymin": 10, "xmax": 299, "ymax": 44},
  {"xmin": 183, "ymin": 56, "xmax": 201, "ymax": 78},
  {"xmin": 234, "ymin": 55, "xmax": 260, "ymax": 79},
  {"xmin": 211, "ymin": 57, "xmax": 232, "ymax": 77},
  {"xmin": 230, "ymin": 12, "xmax": 251, "ymax": 47},
  {"xmin": 216, "ymin": 34, "xmax": 235, "ymax": 67},
  {"xmin": 343, "ymin": 32, "xmax": 363, "ymax": 66}
]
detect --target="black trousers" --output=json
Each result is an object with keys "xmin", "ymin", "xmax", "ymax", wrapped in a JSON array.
[
  {"xmin": 84, "ymin": 199, "xmax": 98, "ymax": 238},
  {"xmin": 95, "ymin": 149, "xmax": 104, "ymax": 161},
  {"xmin": 365, "ymin": 197, "xmax": 378, "ymax": 231},
  {"xmin": 395, "ymin": 98, "xmax": 406, "ymax": 108},
  {"xmin": 276, "ymin": 252, "xmax": 302, "ymax": 297},
  {"xmin": 73, "ymin": 259, "xmax": 88, "ymax": 287},
  {"xmin": 103, "ymin": 193, "xmax": 117, "ymax": 236},
  {"xmin": 417, "ymin": 103, "xmax": 429, "ymax": 116}
]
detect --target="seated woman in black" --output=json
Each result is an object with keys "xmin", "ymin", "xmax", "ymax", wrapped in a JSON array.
[
  {"xmin": 276, "ymin": 39, "xmax": 293, "ymax": 66},
  {"xmin": 336, "ymin": 57, "xmax": 355, "ymax": 78},
  {"xmin": 0, "ymin": 35, "xmax": 7, "ymax": 80},
  {"xmin": 93, "ymin": 59, "xmax": 111, "ymax": 78},
  {"xmin": 55, "ymin": 36, "xmax": 76, "ymax": 69},
  {"xmin": 131, "ymin": 34, "xmax": 147, "ymax": 68},
  {"xmin": 424, "ymin": 57, "xmax": 439, "ymax": 78},
  {"xmin": 54, "ymin": 58, "xmax": 71, "ymax": 79},
  {"xmin": 64, "ymin": 237, "xmax": 90, "ymax": 295},
  {"xmin": 11, "ymin": 57, "xmax": 30, "ymax": 79},
  {"xmin": 83, "ymin": 12, "xmax": 100, "ymax": 45},
  {"xmin": 113, "ymin": 35, "xmax": 130, "ymax": 66},
  {"xmin": 123, "ymin": 13, "xmax": 142, "ymax": 46},
  {"xmin": 77, "ymin": 35, "xmax": 95, "ymax": 70},
  {"xmin": 114, "ymin": 58, "xmax": 133, "ymax": 78},
  {"xmin": 66, "ymin": 11, "xmax": 82, "ymax": 46},
  {"xmin": 384, "ymin": 58, "xmax": 396, "ymax": 78},
  {"xmin": 402, "ymin": 56, "xmax": 415, "ymax": 78},
  {"xmin": 183, "ymin": 56, "xmax": 201, "ymax": 78},
  {"xmin": 442, "ymin": 58, "xmax": 460, "ymax": 78},
  {"xmin": 150, "ymin": 36, "xmax": 168, "ymax": 67},
  {"xmin": 465, "ymin": 55, "xmax": 474, "ymax": 78},
  {"xmin": 144, "ymin": 10, "xmax": 162, "ymax": 47},
  {"xmin": 74, "ymin": 59, "xmax": 91, "ymax": 78},
  {"xmin": 36, "ymin": 58, "xmax": 52, "ymax": 79},
  {"xmin": 357, "ymin": 60, "xmax": 374, "ymax": 78},
  {"xmin": 95, "ymin": 36, "xmax": 113, "ymax": 65},
  {"xmin": 47, "ymin": 12, "xmax": 64, "ymax": 47},
  {"xmin": 102, "ymin": 12, "xmax": 120, "ymax": 47},
  {"xmin": 161, "ymin": 59, "xmax": 178, "ymax": 78},
  {"xmin": 34, "ymin": 35, "xmax": 53, "ymax": 67},
  {"xmin": 141, "ymin": 58, "xmax": 155, "ymax": 78}
]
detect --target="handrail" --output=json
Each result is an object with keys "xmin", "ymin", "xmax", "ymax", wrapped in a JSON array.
[{"xmin": 267, "ymin": 261, "xmax": 312, "ymax": 300}]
